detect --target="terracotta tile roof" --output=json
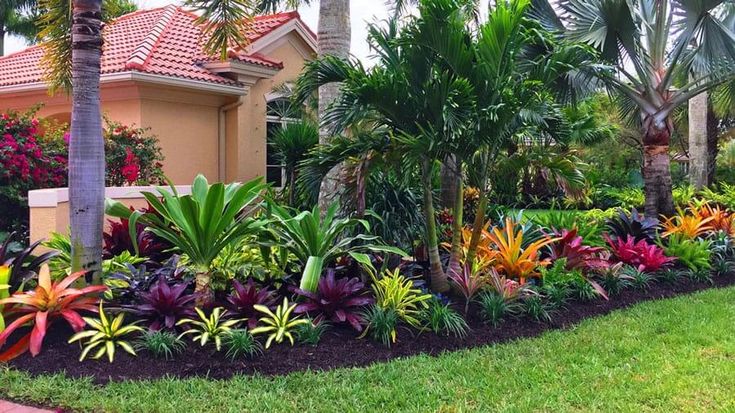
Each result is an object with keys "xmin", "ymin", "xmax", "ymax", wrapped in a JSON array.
[{"xmin": 0, "ymin": 7, "xmax": 311, "ymax": 88}]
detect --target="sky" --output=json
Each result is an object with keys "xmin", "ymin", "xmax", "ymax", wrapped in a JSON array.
[{"xmin": 3, "ymin": 0, "xmax": 392, "ymax": 61}]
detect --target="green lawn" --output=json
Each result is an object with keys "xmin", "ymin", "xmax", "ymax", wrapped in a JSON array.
[{"xmin": 3, "ymin": 287, "xmax": 735, "ymax": 412}]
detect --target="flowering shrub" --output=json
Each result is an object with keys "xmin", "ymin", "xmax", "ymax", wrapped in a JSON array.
[
  {"xmin": 104, "ymin": 122, "xmax": 165, "ymax": 186},
  {"xmin": 0, "ymin": 110, "xmax": 165, "ymax": 232},
  {"xmin": 0, "ymin": 111, "xmax": 67, "ymax": 232}
]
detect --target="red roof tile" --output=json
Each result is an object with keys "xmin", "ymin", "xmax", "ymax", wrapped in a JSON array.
[{"xmin": 0, "ymin": 7, "xmax": 312, "ymax": 88}]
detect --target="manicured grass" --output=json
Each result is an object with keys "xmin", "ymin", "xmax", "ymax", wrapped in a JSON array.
[{"xmin": 3, "ymin": 287, "xmax": 735, "ymax": 412}]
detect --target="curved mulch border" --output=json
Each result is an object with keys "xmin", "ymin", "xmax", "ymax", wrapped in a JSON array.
[{"xmin": 6, "ymin": 274, "xmax": 735, "ymax": 385}]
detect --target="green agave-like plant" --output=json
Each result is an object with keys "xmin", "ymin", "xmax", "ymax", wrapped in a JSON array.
[
  {"xmin": 177, "ymin": 307, "xmax": 241, "ymax": 351},
  {"xmin": 106, "ymin": 175, "xmax": 266, "ymax": 305},
  {"xmin": 251, "ymin": 298, "xmax": 309, "ymax": 348},
  {"xmin": 68, "ymin": 302, "xmax": 144, "ymax": 363},
  {"xmin": 266, "ymin": 202, "xmax": 405, "ymax": 292}
]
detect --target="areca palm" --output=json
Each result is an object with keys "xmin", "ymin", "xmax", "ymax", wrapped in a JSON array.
[
  {"xmin": 295, "ymin": 5, "xmax": 476, "ymax": 291},
  {"xmin": 296, "ymin": 0, "xmax": 594, "ymax": 291},
  {"xmin": 533, "ymin": 0, "xmax": 735, "ymax": 217}
]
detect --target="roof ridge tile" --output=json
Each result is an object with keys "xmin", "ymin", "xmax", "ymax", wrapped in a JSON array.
[{"xmin": 125, "ymin": 5, "xmax": 178, "ymax": 71}]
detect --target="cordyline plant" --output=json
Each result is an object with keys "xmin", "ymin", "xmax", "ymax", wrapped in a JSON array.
[
  {"xmin": 294, "ymin": 269, "xmax": 374, "ymax": 332},
  {"xmin": 0, "ymin": 265, "xmax": 107, "ymax": 361},
  {"xmin": 266, "ymin": 202, "xmax": 405, "ymax": 293},
  {"xmin": 106, "ymin": 174, "xmax": 266, "ymax": 306}
]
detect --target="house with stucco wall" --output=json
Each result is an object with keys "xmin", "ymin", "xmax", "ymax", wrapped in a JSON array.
[{"xmin": 0, "ymin": 5, "xmax": 316, "ymax": 186}]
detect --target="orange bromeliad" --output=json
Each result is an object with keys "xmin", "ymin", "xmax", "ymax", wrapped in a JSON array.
[
  {"xmin": 486, "ymin": 217, "xmax": 557, "ymax": 283},
  {"xmin": 661, "ymin": 207, "xmax": 714, "ymax": 240},
  {"xmin": 0, "ymin": 265, "xmax": 107, "ymax": 361},
  {"xmin": 690, "ymin": 202, "xmax": 734, "ymax": 235},
  {"xmin": 441, "ymin": 222, "xmax": 498, "ymax": 268}
]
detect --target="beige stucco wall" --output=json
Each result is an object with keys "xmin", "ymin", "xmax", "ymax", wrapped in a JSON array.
[
  {"xmin": 137, "ymin": 85, "xmax": 234, "ymax": 183},
  {"xmin": 28, "ymin": 186, "xmax": 191, "ymax": 246},
  {"xmin": 227, "ymin": 31, "xmax": 315, "ymax": 182},
  {"xmin": 0, "ymin": 83, "xmax": 143, "ymax": 128}
]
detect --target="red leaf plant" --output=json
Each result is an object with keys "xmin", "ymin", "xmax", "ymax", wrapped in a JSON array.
[
  {"xmin": 226, "ymin": 279, "xmax": 277, "ymax": 329},
  {"xmin": 548, "ymin": 229, "xmax": 604, "ymax": 271},
  {"xmin": 0, "ymin": 265, "xmax": 107, "ymax": 361},
  {"xmin": 604, "ymin": 235, "xmax": 675, "ymax": 273},
  {"xmin": 294, "ymin": 269, "xmax": 374, "ymax": 332}
]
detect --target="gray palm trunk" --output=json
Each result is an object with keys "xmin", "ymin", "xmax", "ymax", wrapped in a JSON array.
[
  {"xmin": 642, "ymin": 115, "xmax": 675, "ymax": 218},
  {"xmin": 0, "ymin": 29, "xmax": 4, "ymax": 56},
  {"xmin": 688, "ymin": 91, "xmax": 709, "ymax": 189},
  {"xmin": 317, "ymin": 0, "xmax": 350, "ymax": 212},
  {"xmin": 69, "ymin": 0, "xmax": 105, "ymax": 279}
]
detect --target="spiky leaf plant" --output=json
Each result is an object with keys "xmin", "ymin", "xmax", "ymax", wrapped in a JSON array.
[
  {"xmin": 68, "ymin": 302, "xmax": 144, "ymax": 363},
  {"xmin": 177, "ymin": 307, "xmax": 241, "ymax": 351},
  {"xmin": 251, "ymin": 298, "xmax": 309, "ymax": 348}
]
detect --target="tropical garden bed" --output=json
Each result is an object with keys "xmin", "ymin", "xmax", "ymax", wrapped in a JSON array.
[
  {"xmin": 4, "ymin": 1, "xmax": 735, "ymax": 411},
  {"xmin": 6, "ymin": 270, "xmax": 735, "ymax": 384},
  {"xmin": 4, "ymin": 286, "xmax": 735, "ymax": 412}
]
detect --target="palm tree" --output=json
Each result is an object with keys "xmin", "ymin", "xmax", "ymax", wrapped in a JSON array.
[
  {"xmin": 533, "ymin": 0, "xmax": 735, "ymax": 217},
  {"xmin": 67, "ymin": 0, "xmax": 104, "ymax": 278},
  {"xmin": 38, "ymin": 0, "xmax": 269, "ymax": 278},
  {"xmin": 270, "ymin": 120, "xmax": 319, "ymax": 205},
  {"xmin": 258, "ymin": 0, "xmax": 351, "ymax": 211},
  {"xmin": 295, "ymin": 0, "xmax": 593, "ymax": 290},
  {"xmin": 1, "ymin": 0, "xmax": 37, "ymax": 55}
]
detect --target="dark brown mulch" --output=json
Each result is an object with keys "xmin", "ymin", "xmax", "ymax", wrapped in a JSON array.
[{"xmin": 7, "ymin": 274, "xmax": 735, "ymax": 385}]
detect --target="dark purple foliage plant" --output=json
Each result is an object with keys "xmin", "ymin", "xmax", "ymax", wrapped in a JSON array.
[
  {"xmin": 226, "ymin": 279, "xmax": 278, "ymax": 329},
  {"xmin": 294, "ymin": 269, "xmax": 374, "ymax": 332},
  {"xmin": 132, "ymin": 275, "xmax": 196, "ymax": 330}
]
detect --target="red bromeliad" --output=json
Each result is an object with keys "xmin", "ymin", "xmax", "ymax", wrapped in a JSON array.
[
  {"xmin": 604, "ymin": 235, "xmax": 675, "ymax": 273},
  {"xmin": 0, "ymin": 265, "xmax": 107, "ymax": 361}
]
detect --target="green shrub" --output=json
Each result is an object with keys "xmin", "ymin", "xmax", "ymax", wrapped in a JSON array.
[
  {"xmin": 361, "ymin": 305, "xmax": 399, "ymax": 347},
  {"xmin": 295, "ymin": 320, "xmax": 329, "ymax": 346},
  {"xmin": 523, "ymin": 294, "xmax": 553, "ymax": 323}
]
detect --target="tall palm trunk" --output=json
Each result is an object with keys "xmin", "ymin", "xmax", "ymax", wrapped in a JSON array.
[
  {"xmin": 0, "ymin": 29, "xmax": 5, "ymax": 56},
  {"xmin": 440, "ymin": 155, "xmax": 459, "ymax": 208},
  {"xmin": 421, "ymin": 160, "xmax": 448, "ymax": 292},
  {"xmin": 446, "ymin": 163, "xmax": 463, "ymax": 279},
  {"xmin": 688, "ymin": 91, "xmax": 709, "ymax": 189},
  {"xmin": 317, "ymin": 0, "xmax": 350, "ymax": 212},
  {"xmin": 465, "ymin": 190, "xmax": 488, "ymax": 265},
  {"xmin": 707, "ymin": 103, "xmax": 719, "ymax": 185},
  {"xmin": 69, "ymin": 0, "xmax": 104, "ymax": 280},
  {"xmin": 642, "ymin": 115, "xmax": 675, "ymax": 218}
]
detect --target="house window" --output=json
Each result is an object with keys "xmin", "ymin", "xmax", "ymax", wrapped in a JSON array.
[{"xmin": 266, "ymin": 98, "xmax": 301, "ymax": 187}]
